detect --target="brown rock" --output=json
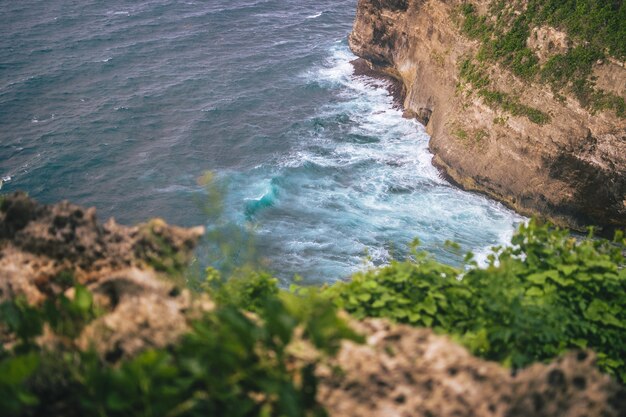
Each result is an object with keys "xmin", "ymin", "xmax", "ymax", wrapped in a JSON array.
[
  {"xmin": 509, "ymin": 350, "xmax": 626, "ymax": 417},
  {"xmin": 318, "ymin": 319, "xmax": 626, "ymax": 417},
  {"xmin": 0, "ymin": 192, "xmax": 203, "ymax": 303},
  {"xmin": 349, "ymin": 0, "xmax": 626, "ymax": 232},
  {"xmin": 77, "ymin": 268, "xmax": 195, "ymax": 360},
  {"xmin": 0, "ymin": 193, "xmax": 207, "ymax": 359}
]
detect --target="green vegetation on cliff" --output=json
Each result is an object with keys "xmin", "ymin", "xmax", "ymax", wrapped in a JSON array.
[
  {"xmin": 326, "ymin": 221, "xmax": 626, "ymax": 381},
  {"xmin": 459, "ymin": 0, "xmax": 626, "ymax": 117},
  {"xmin": 526, "ymin": 0, "xmax": 626, "ymax": 58},
  {"xmin": 1, "ymin": 221, "xmax": 625, "ymax": 416},
  {"xmin": 459, "ymin": 58, "xmax": 551, "ymax": 124}
]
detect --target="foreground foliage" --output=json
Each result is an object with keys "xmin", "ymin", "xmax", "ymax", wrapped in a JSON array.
[
  {"xmin": 0, "ymin": 274, "xmax": 360, "ymax": 417},
  {"xmin": 325, "ymin": 221, "xmax": 626, "ymax": 382},
  {"xmin": 1, "ymin": 221, "xmax": 625, "ymax": 416}
]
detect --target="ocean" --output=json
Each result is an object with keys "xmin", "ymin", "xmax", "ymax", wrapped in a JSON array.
[{"xmin": 0, "ymin": 0, "xmax": 523, "ymax": 283}]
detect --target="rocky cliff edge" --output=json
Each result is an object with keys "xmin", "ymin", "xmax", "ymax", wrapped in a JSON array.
[{"xmin": 349, "ymin": 0, "xmax": 626, "ymax": 232}]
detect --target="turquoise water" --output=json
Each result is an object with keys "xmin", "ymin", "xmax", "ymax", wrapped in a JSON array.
[{"xmin": 0, "ymin": 0, "xmax": 523, "ymax": 283}]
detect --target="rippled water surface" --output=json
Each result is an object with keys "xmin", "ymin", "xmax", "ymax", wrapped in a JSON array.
[{"xmin": 0, "ymin": 0, "xmax": 523, "ymax": 282}]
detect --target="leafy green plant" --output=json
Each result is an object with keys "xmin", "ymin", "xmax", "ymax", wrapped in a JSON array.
[
  {"xmin": 458, "ymin": 0, "xmax": 626, "ymax": 117},
  {"xmin": 324, "ymin": 244, "xmax": 471, "ymax": 329},
  {"xmin": 457, "ymin": 57, "xmax": 550, "ymax": 124},
  {"xmin": 324, "ymin": 221, "xmax": 626, "ymax": 382},
  {"xmin": 478, "ymin": 89, "xmax": 550, "ymax": 124},
  {"xmin": 458, "ymin": 58, "xmax": 490, "ymax": 89},
  {"xmin": 0, "ymin": 298, "xmax": 44, "ymax": 346},
  {"xmin": 0, "ymin": 270, "xmax": 361, "ymax": 416},
  {"xmin": 73, "ymin": 302, "xmax": 340, "ymax": 417},
  {"xmin": 461, "ymin": 4, "xmax": 491, "ymax": 41},
  {"xmin": 0, "ymin": 279, "xmax": 100, "ymax": 416},
  {"xmin": 203, "ymin": 267, "xmax": 280, "ymax": 314},
  {"xmin": 527, "ymin": 0, "xmax": 626, "ymax": 59},
  {"xmin": 43, "ymin": 284, "xmax": 99, "ymax": 339}
]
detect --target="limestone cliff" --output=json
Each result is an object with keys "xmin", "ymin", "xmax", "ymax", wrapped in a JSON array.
[{"xmin": 349, "ymin": 0, "xmax": 626, "ymax": 232}]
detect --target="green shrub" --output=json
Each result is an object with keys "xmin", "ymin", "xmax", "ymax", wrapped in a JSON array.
[
  {"xmin": 323, "ymin": 242, "xmax": 470, "ymax": 329},
  {"xmin": 0, "ymin": 277, "xmax": 360, "ymax": 416},
  {"xmin": 0, "ymin": 353, "xmax": 40, "ymax": 415},
  {"xmin": 203, "ymin": 267, "xmax": 280, "ymax": 314},
  {"xmin": 528, "ymin": 0, "xmax": 626, "ymax": 59},
  {"xmin": 72, "ymin": 300, "xmax": 353, "ymax": 417},
  {"xmin": 324, "ymin": 221, "xmax": 626, "ymax": 382},
  {"xmin": 458, "ymin": 58, "xmax": 549, "ymax": 124},
  {"xmin": 458, "ymin": 0, "xmax": 625, "ymax": 117},
  {"xmin": 459, "ymin": 58, "xmax": 491, "ymax": 88},
  {"xmin": 461, "ymin": 4, "xmax": 491, "ymax": 41},
  {"xmin": 592, "ymin": 90, "xmax": 626, "ymax": 117},
  {"xmin": 478, "ymin": 89, "xmax": 551, "ymax": 124}
]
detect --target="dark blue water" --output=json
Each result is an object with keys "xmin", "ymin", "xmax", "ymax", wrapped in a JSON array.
[{"xmin": 0, "ymin": 0, "xmax": 523, "ymax": 283}]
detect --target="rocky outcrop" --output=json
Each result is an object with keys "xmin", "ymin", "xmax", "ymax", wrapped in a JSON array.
[
  {"xmin": 0, "ymin": 192, "xmax": 209, "ymax": 358},
  {"xmin": 318, "ymin": 319, "xmax": 626, "ymax": 417},
  {"xmin": 349, "ymin": 0, "xmax": 626, "ymax": 232}
]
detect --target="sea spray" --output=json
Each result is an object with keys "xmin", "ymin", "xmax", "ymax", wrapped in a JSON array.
[{"xmin": 220, "ymin": 42, "xmax": 524, "ymax": 283}]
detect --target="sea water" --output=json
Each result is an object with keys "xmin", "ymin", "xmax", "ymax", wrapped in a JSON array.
[{"xmin": 0, "ymin": 0, "xmax": 523, "ymax": 283}]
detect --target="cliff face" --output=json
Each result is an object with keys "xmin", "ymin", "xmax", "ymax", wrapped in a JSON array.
[{"xmin": 349, "ymin": 0, "xmax": 626, "ymax": 232}]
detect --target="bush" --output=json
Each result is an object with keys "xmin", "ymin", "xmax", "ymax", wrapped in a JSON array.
[
  {"xmin": 461, "ymin": 4, "xmax": 491, "ymax": 41},
  {"xmin": 0, "ymin": 276, "xmax": 360, "ymax": 416},
  {"xmin": 324, "ymin": 221, "xmax": 626, "ymax": 382},
  {"xmin": 529, "ymin": 0, "xmax": 626, "ymax": 59},
  {"xmin": 73, "ymin": 299, "xmax": 355, "ymax": 417},
  {"xmin": 457, "ymin": 58, "xmax": 549, "ymax": 124},
  {"xmin": 458, "ymin": 0, "xmax": 626, "ymax": 117},
  {"xmin": 478, "ymin": 89, "xmax": 551, "ymax": 124}
]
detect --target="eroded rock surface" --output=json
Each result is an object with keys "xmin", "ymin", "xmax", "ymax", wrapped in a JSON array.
[
  {"xmin": 349, "ymin": 0, "xmax": 626, "ymax": 232},
  {"xmin": 0, "ymin": 192, "xmax": 207, "ymax": 358},
  {"xmin": 318, "ymin": 319, "xmax": 626, "ymax": 417}
]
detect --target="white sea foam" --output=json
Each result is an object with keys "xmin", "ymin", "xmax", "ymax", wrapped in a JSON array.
[
  {"xmin": 31, "ymin": 114, "xmax": 55, "ymax": 124},
  {"xmin": 155, "ymin": 184, "xmax": 195, "ymax": 194},
  {"xmin": 306, "ymin": 12, "xmax": 323, "ymax": 19},
  {"xmin": 272, "ymin": 43, "xmax": 524, "ymax": 277}
]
